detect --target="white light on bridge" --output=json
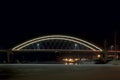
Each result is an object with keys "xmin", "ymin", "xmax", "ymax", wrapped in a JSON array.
[{"xmin": 37, "ymin": 43, "xmax": 40, "ymax": 49}]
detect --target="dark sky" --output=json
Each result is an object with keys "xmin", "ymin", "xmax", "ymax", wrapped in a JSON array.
[{"xmin": 0, "ymin": 3, "xmax": 120, "ymax": 49}]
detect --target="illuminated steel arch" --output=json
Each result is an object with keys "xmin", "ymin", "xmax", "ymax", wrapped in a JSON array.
[{"xmin": 12, "ymin": 35, "xmax": 103, "ymax": 51}]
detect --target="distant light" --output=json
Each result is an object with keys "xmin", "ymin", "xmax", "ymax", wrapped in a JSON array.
[
  {"xmin": 97, "ymin": 54, "xmax": 101, "ymax": 58},
  {"xmin": 63, "ymin": 58, "xmax": 68, "ymax": 61},
  {"xmin": 81, "ymin": 58, "xmax": 87, "ymax": 61},
  {"xmin": 75, "ymin": 58, "xmax": 79, "ymax": 61},
  {"xmin": 75, "ymin": 44, "xmax": 77, "ymax": 47},
  {"xmin": 62, "ymin": 58, "xmax": 80, "ymax": 63},
  {"xmin": 68, "ymin": 58, "xmax": 74, "ymax": 62},
  {"xmin": 110, "ymin": 45, "xmax": 114, "ymax": 50}
]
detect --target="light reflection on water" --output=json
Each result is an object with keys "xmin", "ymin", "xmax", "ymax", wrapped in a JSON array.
[{"xmin": 64, "ymin": 63, "xmax": 78, "ymax": 65}]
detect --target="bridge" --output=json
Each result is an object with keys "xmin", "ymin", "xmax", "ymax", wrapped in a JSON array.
[
  {"xmin": 0, "ymin": 35, "xmax": 119, "ymax": 63},
  {"xmin": 1, "ymin": 50, "xmax": 120, "ymax": 52},
  {"xmin": 12, "ymin": 35, "xmax": 102, "ymax": 51}
]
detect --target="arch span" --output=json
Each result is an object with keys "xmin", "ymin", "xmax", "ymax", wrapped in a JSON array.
[{"xmin": 12, "ymin": 35, "xmax": 103, "ymax": 51}]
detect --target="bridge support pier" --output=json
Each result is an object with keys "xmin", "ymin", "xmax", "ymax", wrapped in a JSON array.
[{"xmin": 7, "ymin": 50, "xmax": 13, "ymax": 63}]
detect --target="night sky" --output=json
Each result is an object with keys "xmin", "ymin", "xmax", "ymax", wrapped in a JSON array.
[{"xmin": 0, "ymin": 3, "xmax": 120, "ymax": 49}]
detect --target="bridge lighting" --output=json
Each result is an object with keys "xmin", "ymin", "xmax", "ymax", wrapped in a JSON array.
[
  {"xmin": 37, "ymin": 43, "xmax": 40, "ymax": 49},
  {"xmin": 74, "ymin": 43, "xmax": 78, "ymax": 49},
  {"xmin": 110, "ymin": 45, "xmax": 114, "ymax": 50},
  {"xmin": 12, "ymin": 35, "xmax": 103, "ymax": 51},
  {"xmin": 75, "ymin": 58, "xmax": 80, "ymax": 61},
  {"xmin": 97, "ymin": 54, "xmax": 101, "ymax": 58},
  {"xmin": 63, "ymin": 58, "xmax": 68, "ymax": 61},
  {"xmin": 75, "ymin": 44, "xmax": 77, "ymax": 47},
  {"xmin": 62, "ymin": 58, "xmax": 80, "ymax": 63},
  {"xmin": 68, "ymin": 58, "xmax": 74, "ymax": 62},
  {"xmin": 13, "ymin": 38, "xmax": 97, "ymax": 51}
]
